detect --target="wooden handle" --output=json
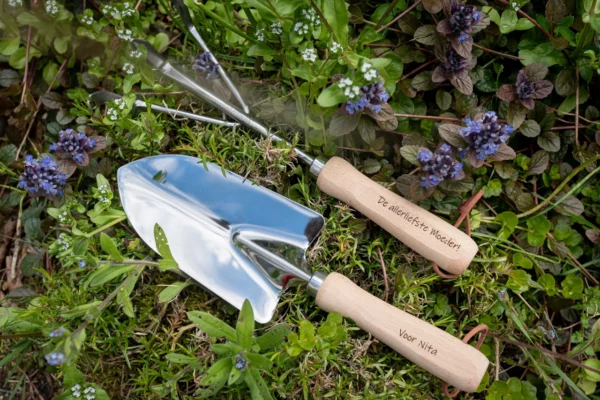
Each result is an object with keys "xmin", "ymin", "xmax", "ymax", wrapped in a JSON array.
[
  {"xmin": 316, "ymin": 273, "xmax": 488, "ymax": 392},
  {"xmin": 317, "ymin": 157, "xmax": 478, "ymax": 275}
]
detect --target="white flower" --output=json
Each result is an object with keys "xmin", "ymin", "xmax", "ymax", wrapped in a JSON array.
[
  {"xmin": 56, "ymin": 234, "xmax": 70, "ymax": 251},
  {"xmin": 73, "ymin": 392, "xmax": 81, "ymax": 398},
  {"xmin": 71, "ymin": 384, "xmax": 82, "ymax": 392},
  {"xmin": 130, "ymin": 50, "xmax": 142, "ymax": 58},
  {"xmin": 117, "ymin": 29, "xmax": 133, "ymax": 42},
  {"xmin": 302, "ymin": 9, "xmax": 320, "ymax": 26},
  {"xmin": 107, "ymin": 107, "xmax": 118, "ymax": 121},
  {"xmin": 511, "ymin": 2, "xmax": 519, "ymax": 10},
  {"xmin": 364, "ymin": 69, "xmax": 378, "ymax": 81},
  {"xmin": 122, "ymin": 62, "xmax": 134, "ymax": 75},
  {"xmin": 256, "ymin": 28, "xmax": 265, "ymax": 41},
  {"xmin": 344, "ymin": 86, "xmax": 360, "ymax": 99},
  {"xmin": 361, "ymin": 63, "xmax": 373, "ymax": 73},
  {"xmin": 58, "ymin": 211, "xmax": 69, "ymax": 223},
  {"xmin": 270, "ymin": 22, "xmax": 282, "ymax": 35},
  {"xmin": 293, "ymin": 22, "xmax": 309, "ymax": 35},
  {"xmin": 80, "ymin": 14, "xmax": 94, "ymax": 25},
  {"xmin": 301, "ymin": 48, "xmax": 317, "ymax": 62},
  {"xmin": 8, "ymin": 0, "xmax": 23, "ymax": 7},
  {"xmin": 122, "ymin": 2, "xmax": 136, "ymax": 17},
  {"xmin": 45, "ymin": 0, "xmax": 59, "ymax": 15},
  {"xmin": 331, "ymin": 41, "xmax": 343, "ymax": 54},
  {"xmin": 338, "ymin": 78, "xmax": 353, "ymax": 88},
  {"xmin": 114, "ymin": 98, "xmax": 126, "ymax": 110}
]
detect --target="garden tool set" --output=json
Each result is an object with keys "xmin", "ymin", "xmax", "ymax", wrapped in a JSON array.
[
  {"xmin": 117, "ymin": 155, "xmax": 488, "ymax": 392},
  {"xmin": 130, "ymin": 38, "xmax": 478, "ymax": 276},
  {"xmin": 110, "ymin": 0, "xmax": 488, "ymax": 392}
]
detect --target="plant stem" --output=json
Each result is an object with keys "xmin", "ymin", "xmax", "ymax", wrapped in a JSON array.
[
  {"xmin": 517, "ymin": 155, "xmax": 600, "ymax": 218},
  {"xmin": 398, "ymin": 59, "xmax": 437, "ymax": 81},
  {"xmin": 376, "ymin": 0, "xmax": 422, "ymax": 33},
  {"xmin": 572, "ymin": 0, "xmax": 597, "ymax": 58},
  {"xmin": 85, "ymin": 215, "xmax": 127, "ymax": 237},
  {"xmin": 575, "ymin": 68, "xmax": 580, "ymax": 146},
  {"xmin": 394, "ymin": 113, "xmax": 461, "ymax": 122},
  {"xmin": 473, "ymin": 43, "xmax": 523, "ymax": 60},
  {"xmin": 375, "ymin": 0, "xmax": 401, "ymax": 28},
  {"xmin": 498, "ymin": 0, "xmax": 552, "ymax": 40}
]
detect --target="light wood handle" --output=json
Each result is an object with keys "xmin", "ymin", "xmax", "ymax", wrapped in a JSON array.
[
  {"xmin": 315, "ymin": 273, "xmax": 488, "ymax": 392},
  {"xmin": 316, "ymin": 157, "xmax": 478, "ymax": 275}
]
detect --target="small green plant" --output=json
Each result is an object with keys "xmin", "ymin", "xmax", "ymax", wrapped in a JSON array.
[
  {"xmin": 286, "ymin": 312, "xmax": 346, "ymax": 359},
  {"xmin": 187, "ymin": 300, "xmax": 291, "ymax": 399}
]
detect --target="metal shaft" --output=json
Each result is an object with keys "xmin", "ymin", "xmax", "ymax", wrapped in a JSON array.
[
  {"xmin": 160, "ymin": 62, "xmax": 317, "ymax": 167},
  {"xmin": 189, "ymin": 27, "xmax": 250, "ymax": 114},
  {"xmin": 143, "ymin": 101, "xmax": 240, "ymax": 127}
]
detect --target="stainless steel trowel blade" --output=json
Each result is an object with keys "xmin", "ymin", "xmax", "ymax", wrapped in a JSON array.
[{"xmin": 117, "ymin": 155, "xmax": 324, "ymax": 323}]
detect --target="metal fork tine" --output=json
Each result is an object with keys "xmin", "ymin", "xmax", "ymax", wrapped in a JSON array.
[{"xmin": 172, "ymin": 0, "xmax": 250, "ymax": 114}]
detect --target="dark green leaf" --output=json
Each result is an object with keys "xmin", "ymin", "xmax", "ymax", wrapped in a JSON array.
[
  {"xmin": 520, "ymin": 120, "xmax": 541, "ymax": 138},
  {"xmin": 328, "ymin": 108, "xmax": 360, "ymax": 137},
  {"xmin": 554, "ymin": 68, "xmax": 577, "ymax": 97},
  {"xmin": 537, "ymin": 131, "xmax": 561, "ymax": 152},
  {"xmin": 527, "ymin": 150, "xmax": 549, "ymax": 175},
  {"xmin": 100, "ymin": 233, "xmax": 124, "ymax": 262}
]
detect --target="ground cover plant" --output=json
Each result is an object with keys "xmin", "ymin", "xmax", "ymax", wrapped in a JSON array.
[{"xmin": 1, "ymin": 0, "xmax": 600, "ymax": 398}]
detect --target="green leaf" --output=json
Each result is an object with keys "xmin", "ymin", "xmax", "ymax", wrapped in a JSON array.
[
  {"xmin": 436, "ymin": 90, "xmax": 452, "ymax": 110},
  {"xmin": 246, "ymin": 353, "xmax": 273, "ymax": 371},
  {"xmin": 256, "ymin": 324, "xmax": 291, "ymax": 351},
  {"xmin": 196, "ymin": 358, "xmax": 231, "ymax": 398},
  {"xmin": 527, "ymin": 215, "xmax": 551, "ymax": 247},
  {"xmin": 244, "ymin": 368, "xmax": 274, "ymax": 400},
  {"xmin": 520, "ymin": 120, "xmax": 541, "ymax": 138},
  {"xmin": 188, "ymin": 311, "xmax": 236, "ymax": 342},
  {"xmin": 211, "ymin": 343, "xmax": 243, "ymax": 356},
  {"xmin": 60, "ymin": 300, "xmax": 102, "ymax": 319},
  {"xmin": 158, "ymin": 281, "xmax": 193, "ymax": 303},
  {"xmin": 100, "ymin": 233, "xmax": 124, "ymax": 262},
  {"xmin": 537, "ymin": 131, "xmax": 561, "ymax": 152},
  {"xmin": 583, "ymin": 359, "xmax": 600, "ymax": 382},
  {"xmin": 554, "ymin": 68, "xmax": 577, "ymax": 97},
  {"xmin": 500, "ymin": 10, "xmax": 518, "ymax": 34},
  {"xmin": 228, "ymin": 365, "xmax": 243, "ymax": 385},
  {"xmin": 546, "ymin": 0, "xmax": 566, "ymax": 25},
  {"xmin": 317, "ymin": 84, "xmax": 346, "ymax": 107},
  {"xmin": 154, "ymin": 223, "xmax": 175, "ymax": 261},
  {"xmin": 323, "ymin": 0, "xmax": 349, "ymax": 48},
  {"xmin": 298, "ymin": 320, "xmax": 316, "ymax": 351},
  {"xmin": 538, "ymin": 273, "xmax": 558, "ymax": 295},
  {"xmin": 400, "ymin": 145, "xmax": 422, "ymax": 166},
  {"xmin": 328, "ymin": 108, "xmax": 360, "ymax": 137},
  {"xmin": 515, "ymin": 18, "xmax": 535, "ymax": 30},
  {"xmin": 53, "ymin": 36, "xmax": 69, "ymax": 54},
  {"xmin": 0, "ymin": 38, "xmax": 20, "ymax": 56},
  {"xmin": 86, "ymin": 264, "xmax": 135, "ymax": 288},
  {"xmin": 519, "ymin": 42, "xmax": 566, "ymax": 67},
  {"xmin": 527, "ymin": 150, "xmax": 549, "ymax": 175},
  {"xmin": 357, "ymin": 117, "xmax": 376, "ymax": 143},
  {"xmin": 561, "ymin": 275, "xmax": 584, "ymax": 300},
  {"xmin": 166, "ymin": 353, "xmax": 199, "ymax": 364},
  {"xmin": 236, "ymin": 299, "xmax": 254, "ymax": 350},
  {"xmin": 507, "ymin": 270, "xmax": 531, "ymax": 293},
  {"xmin": 0, "ymin": 144, "xmax": 17, "ymax": 165},
  {"xmin": 513, "ymin": 253, "xmax": 532, "ymax": 269},
  {"xmin": 414, "ymin": 25, "xmax": 441, "ymax": 45}
]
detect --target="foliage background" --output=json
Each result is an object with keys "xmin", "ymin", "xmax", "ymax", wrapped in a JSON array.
[{"xmin": 1, "ymin": 0, "xmax": 600, "ymax": 398}]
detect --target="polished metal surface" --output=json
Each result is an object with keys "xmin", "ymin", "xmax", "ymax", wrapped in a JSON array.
[
  {"xmin": 171, "ymin": 0, "xmax": 250, "ymax": 113},
  {"xmin": 132, "ymin": 40, "xmax": 318, "ymax": 168},
  {"xmin": 309, "ymin": 155, "xmax": 328, "ymax": 177},
  {"xmin": 118, "ymin": 155, "xmax": 324, "ymax": 322},
  {"xmin": 89, "ymin": 90, "xmax": 237, "ymax": 127},
  {"xmin": 307, "ymin": 271, "xmax": 327, "ymax": 296}
]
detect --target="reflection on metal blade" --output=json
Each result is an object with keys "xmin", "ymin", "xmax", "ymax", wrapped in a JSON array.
[{"xmin": 117, "ymin": 155, "xmax": 324, "ymax": 323}]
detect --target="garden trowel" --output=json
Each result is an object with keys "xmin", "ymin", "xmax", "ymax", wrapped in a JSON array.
[{"xmin": 117, "ymin": 155, "xmax": 488, "ymax": 392}]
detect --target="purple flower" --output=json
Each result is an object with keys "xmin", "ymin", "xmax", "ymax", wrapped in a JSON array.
[
  {"xmin": 460, "ymin": 111, "xmax": 513, "ymax": 161},
  {"xmin": 192, "ymin": 52, "xmax": 219, "ymax": 80},
  {"xmin": 78, "ymin": 260, "xmax": 87, "ymax": 268},
  {"xmin": 235, "ymin": 354, "xmax": 248, "ymax": 370},
  {"xmin": 437, "ymin": 1, "xmax": 488, "ymax": 58},
  {"xmin": 418, "ymin": 144, "xmax": 463, "ymax": 189},
  {"xmin": 344, "ymin": 82, "xmax": 390, "ymax": 115},
  {"xmin": 496, "ymin": 63, "xmax": 554, "ymax": 110},
  {"xmin": 49, "ymin": 327, "xmax": 67, "ymax": 338},
  {"xmin": 45, "ymin": 351, "xmax": 66, "ymax": 366},
  {"xmin": 50, "ymin": 129, "xmax": 97, "ymax": 166},
  {"xmin": 432, "ymin": 47, "xmax": 476, "ymax": 95},
  {"xmin": 18, "ymin": 156, "xmax": 67, "ymax": 199}
]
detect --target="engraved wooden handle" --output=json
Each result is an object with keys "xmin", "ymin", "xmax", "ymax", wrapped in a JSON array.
[
  {"xmin": 316, "ymin": 157, "xmax": 478, "ymax": 275},
  {"xmin": 315, "ymin": 273, "xmax": 489, "ymax": 392}
]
